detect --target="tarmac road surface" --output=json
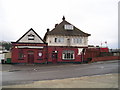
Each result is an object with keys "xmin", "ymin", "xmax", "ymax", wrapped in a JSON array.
[{"xmin": 1, "ymin": 60, "xmax": 119, "ymax": 86}]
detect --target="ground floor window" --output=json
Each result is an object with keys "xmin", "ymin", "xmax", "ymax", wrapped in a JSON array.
[
  {"xmin": 62, "ymin": 50, "xmax": 75, "ymax": 60},
  {"xmin": 18, "ymin": 50, "xmax": 24, "ymax": 60}
]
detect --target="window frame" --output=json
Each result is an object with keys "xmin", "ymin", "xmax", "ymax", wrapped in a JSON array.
[
  {"xmin": 64, "ymin": 25, "xmax": 74, "ymax": 30},
  {"xmin": 18, "ymin": 50, "xmax": 24, "ymax": 60},
  {"xmin": 28, "ymin": 34, "xmax": 35, "ymax": 40},
  {"xmin": 73, "ymin": 38, "xmax": 82, "ymax": 44},
  {"xmin": 54, "ymin": 37, "xmax": 64, "ymax": 43},
  {"xmin": 62, "ymin": 50, "xmax": 75, "ymax": 60}
]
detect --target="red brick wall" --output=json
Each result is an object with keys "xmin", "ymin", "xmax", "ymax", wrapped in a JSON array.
[
  {"xmin": 47, "ymin": 46, "xmax": 82, "ymax": 63},
  {"xmin": 91, "ymin": 56, "xmax": 120, "ymax": 62},
  {"xmin": 83, "ymin": 48, "xmax": 100, "ymax": 61},
  {"xmin": 11, "ymin": 43, "xmax": 47, "ymax": 64},
  {"xmin": 100, "ymin": 47, "xmax": 109, "ymax": 52}
]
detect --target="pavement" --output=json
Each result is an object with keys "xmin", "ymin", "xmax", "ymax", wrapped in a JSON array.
[{"xmin": 2, "ymin": 73, "xmax": 118, "ymax": 88}]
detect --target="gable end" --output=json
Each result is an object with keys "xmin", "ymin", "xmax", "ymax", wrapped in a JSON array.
[{"xmin": 16, "ymin": 28, "xmax": 46, "ymax": 43}]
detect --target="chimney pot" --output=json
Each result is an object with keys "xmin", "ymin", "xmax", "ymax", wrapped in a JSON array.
[
  {"xmin": 47, "ymin": 28, "xmax": 49, "ymax": 32},
  {"xmin": 62, "ymin": 16, "xmax": 65, "ymax": 21}
]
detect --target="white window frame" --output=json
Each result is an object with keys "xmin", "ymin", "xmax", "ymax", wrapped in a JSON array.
[
  {"xmin": 62, "ymin": 50, "xmax": 75, "ymax": 60},
  {"xmin": 28, "ymin": 34, "xmax": 35, "ymax": 40},
  {"xmin": 64, "ymin": 25, "xmax": 74, "ymax": 30},
  {"xmin": 73, "ymin": 38, "xmax": 82, "ymax": 44},
  {"xmin": 54, "ymin": 37, "xmax": 64, "ymax": 43}
]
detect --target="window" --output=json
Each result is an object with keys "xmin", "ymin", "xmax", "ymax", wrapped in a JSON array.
[
  {"xmin": 64, "ymin": 25, "xmax": 74, "ymax": 30},
  {"xmin": 73, "ymin": 38, "xmax": 82, "ymax": 44},
  {"xmin": 62, "ymin": 50, "xmax": 75, "ymax": 60},
  {"xmin": 54, "ymin": 38, "xmax": 64, "ymax": 43},
  {"xmin": 18, "ymin": 50, "xmax": 24, "ymax": 60},
  {"xmin": 55, "ymin": 38, "xmax": 57, "ymax": 42},
  {"xmin": 28, "ymin": 34, "xmax": 35, "ymax": 40}
]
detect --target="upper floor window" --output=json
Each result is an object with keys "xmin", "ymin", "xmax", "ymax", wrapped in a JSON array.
[
  {"xmin": 73, "ymin": 38, "xmax": 82, "ymax": 44},
  {"xmin": 28, "ymin": 34, "xmax": 35, "ymax": 40},
  {"xmin": 64, "ymin": 25, "xmax": 74, "ymax": 30},
  {"xmin": 54, "ymin": 38, "xmax": 64, "ymax": 43}
]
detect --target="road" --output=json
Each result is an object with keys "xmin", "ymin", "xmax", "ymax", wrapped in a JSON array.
[{"xmin": 1, "ymin": 60, "xmax": 119, "ymax": 86}]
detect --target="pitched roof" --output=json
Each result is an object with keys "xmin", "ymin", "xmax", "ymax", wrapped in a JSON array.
[
  {"xmin": 44, "ymin": 18, "xmax": 91, "ymax": 38},
  {"xmin": 16, "ymin": 28, "xmax": 46, "ymax": 43}
]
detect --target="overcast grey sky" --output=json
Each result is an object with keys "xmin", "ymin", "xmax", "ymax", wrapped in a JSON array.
[{"xmin": 0, "ymin": 0, "xmax": 119, "ymax": 49}]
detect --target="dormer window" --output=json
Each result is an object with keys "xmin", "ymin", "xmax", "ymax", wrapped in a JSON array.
[
  {"xmin": 28, "ymin": 34, "xmax": 35, "ymax": 40},
  {"xmin": 64, "ymin": 25, "xmax": 74, "ymax": 30}
]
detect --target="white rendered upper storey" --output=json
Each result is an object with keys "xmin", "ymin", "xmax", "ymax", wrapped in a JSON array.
[{"xmin": 44, "ymin": 17, "xmax": 90, "ymax": 47}]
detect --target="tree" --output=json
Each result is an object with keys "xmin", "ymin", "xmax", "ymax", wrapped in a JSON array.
[{"xmin": 0, "ymin": 41, "xmax": 12, "ymax": 51}]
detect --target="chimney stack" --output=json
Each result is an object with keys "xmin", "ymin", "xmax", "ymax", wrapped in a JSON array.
[{"xmin": 55, "ymin": 24, "xmax": 58, "ymax": 27}]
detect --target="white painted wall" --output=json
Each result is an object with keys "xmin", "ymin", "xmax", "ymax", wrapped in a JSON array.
[
  {"xmin": 46, "ymin": 35, "xmax": 88, "ymax": 47},
  {"xmin": 19, "ymin": 30, "xmax": 44, "ymax": 43}
]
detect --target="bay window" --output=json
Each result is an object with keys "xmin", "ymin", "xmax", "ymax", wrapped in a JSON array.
[{"xmin": 62, "ymin": 50, "xmax": 75, "ymax": 60}]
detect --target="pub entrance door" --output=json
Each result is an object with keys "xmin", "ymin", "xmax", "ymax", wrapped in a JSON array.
[
  {"xmin": 52, "ymin": 51, "xmax": 58, "ymax": 63},
  {"xmin": 28, "ymin": 51, "xmax": 34, "ymax": 64}
]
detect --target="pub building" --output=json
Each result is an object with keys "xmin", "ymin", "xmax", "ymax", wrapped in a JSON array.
[{"xmin": 11, "ymin": 17, "xmax": 91, "ymax": 64}]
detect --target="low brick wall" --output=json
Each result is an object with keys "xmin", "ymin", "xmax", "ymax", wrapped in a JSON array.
[{"xmin": 91, "ymin": 56, "xmax": 120, "ymax": 62}]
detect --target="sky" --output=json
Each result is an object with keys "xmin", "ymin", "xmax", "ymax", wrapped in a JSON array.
[{"xmin": 0, "ymin": 0, "xmax": 119, "ymax": 49}]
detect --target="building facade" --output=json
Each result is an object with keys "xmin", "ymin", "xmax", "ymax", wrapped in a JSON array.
[
  {"xmin": 11, "ymin": 28, "xmax": 47, "ymax": 64},
  {"xmin": 44, "ymin": 17, "xmax": 90, "ymax": 63},
  {"xmin": 11, "ymin": 17, "xmax": 92, "ymax": 64}
]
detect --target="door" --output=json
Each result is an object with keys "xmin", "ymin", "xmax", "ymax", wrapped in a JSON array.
[
  {"xmin": 52, "ymin": 51, "xmax": 58, "ymax": 63},
  {"xmin": 28, "ymin": 51, "xmax": 34, "ymax": 64}
]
